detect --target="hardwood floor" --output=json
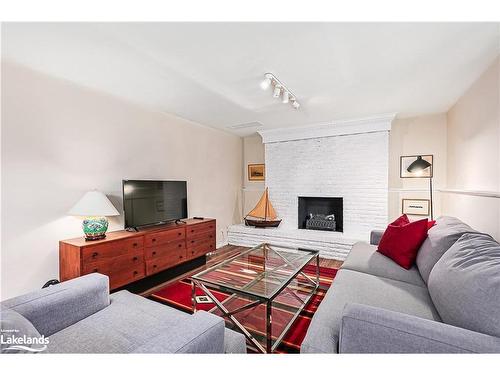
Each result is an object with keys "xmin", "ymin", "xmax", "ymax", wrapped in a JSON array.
[{"xmin": 140, "ymin": 244, "xmax": 343, "ymax": 297}]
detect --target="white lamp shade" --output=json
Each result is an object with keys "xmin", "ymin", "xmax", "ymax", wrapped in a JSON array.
[{"xmin": 68, "ymin": 190, "xmax": 120, "ymax": 217}]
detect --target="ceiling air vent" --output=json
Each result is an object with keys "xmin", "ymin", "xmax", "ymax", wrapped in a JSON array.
[{"xmin": 226, "ymin": 121, "xmax": 264, "ymax": 130}]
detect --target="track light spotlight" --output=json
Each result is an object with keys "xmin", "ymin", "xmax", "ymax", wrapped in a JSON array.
[
  {"xmin": 282, "ymin": 91, "xmax": 289, "ymax": 104},
  {"xmin": 260, "ymin": 75, "xmax": 272, "ymax": 90},
  {"xmin": 273, "ymin": 85, "xmax": 282, "ymax": 98}
]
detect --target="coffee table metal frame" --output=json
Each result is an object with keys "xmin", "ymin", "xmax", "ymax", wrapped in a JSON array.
[{"xmin": 191, "ymin": 243, "xmax": 320, "ymax": 353}]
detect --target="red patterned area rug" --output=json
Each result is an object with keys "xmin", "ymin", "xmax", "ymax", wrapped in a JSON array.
[{"xmin": 150, "ymin": 264, "xmax": 338, "ymax": 353}]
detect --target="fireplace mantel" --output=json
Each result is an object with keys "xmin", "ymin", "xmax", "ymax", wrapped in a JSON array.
[{"xmin": 258, "ymin": 113, "xmax": 395, "ymax": 144}]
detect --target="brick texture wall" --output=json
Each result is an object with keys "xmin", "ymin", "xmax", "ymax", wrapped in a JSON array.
[{"xmin": 265, "ymin": 131, "xmax": 389, "ymax": 239}]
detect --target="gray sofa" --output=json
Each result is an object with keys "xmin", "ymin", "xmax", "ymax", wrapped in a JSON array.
[
  {"xmin": 301, "ymin": 216, "xmax": 500, "ymax": 353},
  {"xmin": 1, "ymin": 273, "xmax": 246, "ymax": 354}
]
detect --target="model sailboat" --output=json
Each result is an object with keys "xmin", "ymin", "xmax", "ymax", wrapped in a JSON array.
[{"xmin": 244, "ymin": 188, "xmax": 282, "ymax": 228}]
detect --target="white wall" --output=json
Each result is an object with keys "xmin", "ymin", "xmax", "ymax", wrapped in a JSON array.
[
  {"xmin": 388, "ymin": 113, "xmax": 448, "ymax": 221},
  {"xmin": 1, "ymin": 62, "xmax": 243, "ymax": 299},
  {"xmin": 443, "ymin": 56, "xmax": 500, "ymax": 240},
  {"xmin": 242, "ymin": 134, "xmax": 265, "ymax": 216}
]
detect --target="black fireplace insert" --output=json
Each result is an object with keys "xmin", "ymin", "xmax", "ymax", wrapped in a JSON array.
[{"xmin": 298, "ymin": 196, "xmax": 343, "ymax": 232}]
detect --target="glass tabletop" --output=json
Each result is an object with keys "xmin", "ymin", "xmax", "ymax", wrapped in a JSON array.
[{"xmin": 191, "ymin": 243, "xmax": 318, "ymax": 299}]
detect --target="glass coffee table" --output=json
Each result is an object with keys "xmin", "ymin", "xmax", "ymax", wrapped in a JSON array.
[{"xmin": 191, "ymin": 243, "xmax": 320, "ymax": 353}]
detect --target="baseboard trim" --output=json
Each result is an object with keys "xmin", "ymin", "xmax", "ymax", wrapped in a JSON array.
[{"xmin": 216, "ymin": 240, "xmax": 229, "ymax": 249}]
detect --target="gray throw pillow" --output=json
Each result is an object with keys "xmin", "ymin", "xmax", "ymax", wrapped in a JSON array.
[
  {"xmin": 428, "ymin": 232, "xmax": 500, "ymax": 337},
  {"xmin": 1, "ymin": 309, "xmax": 46, "ymax": 354},
  {"xmin": 416, "ymin": 216, "xmax": 477, "ymax": 284}
]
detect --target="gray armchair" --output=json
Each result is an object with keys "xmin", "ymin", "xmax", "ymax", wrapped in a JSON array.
[{"xmin": 1, "ymin": 273, "xmax": 246, "ymax": 354}]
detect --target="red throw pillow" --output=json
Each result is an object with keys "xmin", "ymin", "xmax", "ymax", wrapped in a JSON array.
[
  {"xmin": 428, "ymin": 220, "xmax": 436, "ymax": 230},
  {"xmin": 377, "ymin": 217, "xmax": 429, "ymax": 269},
  {"xmin": 391, "ymin": 214, "xmax": 410, "ymax": 227}
]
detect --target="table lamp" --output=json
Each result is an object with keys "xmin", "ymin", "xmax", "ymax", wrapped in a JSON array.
[
  {"xmin": 68, "ymin": 190, "xmax": 120, "ymax": 240},
  {"xmin": 406, "ymin": 156, "xmax": 433, "ymax": 220}
]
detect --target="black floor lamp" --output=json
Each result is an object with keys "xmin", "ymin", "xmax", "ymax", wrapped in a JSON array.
[{"xmin": 407, "ymin": 156, "xmax": 433, "ymax": 220}]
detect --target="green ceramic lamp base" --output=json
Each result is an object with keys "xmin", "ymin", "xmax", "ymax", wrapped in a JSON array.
[{"xmin": 82, "ymin": 216, "xmax": 109, "ymax": 241}]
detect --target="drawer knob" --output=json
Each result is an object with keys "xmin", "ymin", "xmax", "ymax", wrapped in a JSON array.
[
  {"xmin": 133, "ymin": 271, "xmax": 138, "ymax": 275},
  {"xmin": 152, "ymin": 251, "xmax": 156, "ymax": 255},
  {"xmin": 179, "ymin": 255, "xmax": 183, "ymax": 259},
  {"xmin": 133, "ymin": 243, "xmax": 138, "ymax": 247},
  {"xmin": 178, "ymin": 232, "xmax": 182, "ymax": 236},
  {"xmin": 153, "ymin": 265, "xmax": 157, "ymax": 269},
  {"xmin": 191, "ymin": 250, "xmax": 195, "ymax": 255},
  {"xmin": 92, "ymin": 252, "xmax": 98, "ymax": 258},
  {"xmin": 152, "ymin": 238, "xmax": 156, "ymax": 242},
  {"xmin": 93, "ymin": 268, "xmax": 98, "ymax": 273},
  {"xmin": 191, "ymin": 240, "xmax": 195, "ymax": 243},
  {"xmin": 209, "ymin": 235, "xmax": 213, "ymax": 238},
  {"xmin": 191, "ymin": 229, "xmax": 194, "ymax": 233},
  {"xmin": 178, "ymin": 244, "xmax": 182, "ymax": 248},
  {"xmin": 133, "ymin": 256, "xmax": 138, "ymax": 261}
]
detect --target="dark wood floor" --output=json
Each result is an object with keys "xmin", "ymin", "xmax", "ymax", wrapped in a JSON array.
[{"xmin": 140, "ymin": 244, "xmax": 343, "ymax": 297}]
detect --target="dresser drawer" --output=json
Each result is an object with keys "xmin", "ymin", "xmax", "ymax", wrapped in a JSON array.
[
  {"xmin": 146, "ymin": 247, "xmax": 187, "ymax": 275},
  {"xmin": 109, "ymin": 265, "xmax": 146, "ymax": 290},
  {"xmin": 82, "ymin": 249, "xmax": 144, "ymax": 275},
  {"xmin": 145, "ymin": 240, "xmax": 185, "ymax": 260},
  {"xmin": 145, "ymin": 228, "xmax": 185, "ymax": 247},
  {"xmin": 82, "ymin": 237, "xmax": 143, "ymax": 264},
  {"xmin": 186, "ymin": 234, "xmax": 215, "ymax": 249},
  {"xmin": 186, "ymin": 240, "xmax": 215, "ymax": 259},
  {"xmin": 186, "ymin": 221, "xmax": 215, "ymax": 239}
]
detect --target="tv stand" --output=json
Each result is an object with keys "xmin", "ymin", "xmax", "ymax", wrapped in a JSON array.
[{"xmin": 59, "ymin": 218, "xmax": 216, "ymax": 290}]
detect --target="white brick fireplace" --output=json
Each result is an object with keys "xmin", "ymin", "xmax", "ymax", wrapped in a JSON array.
[{"xmin": 228, "ymin": 115, "xmax": 394, "ymax": 260}]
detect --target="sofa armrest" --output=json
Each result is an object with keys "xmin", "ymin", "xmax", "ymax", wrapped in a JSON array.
[
  {"xmin": 0, "ymin": 273, "xmax": 109, "ymax": 336},
  {"xmin": 370, "ymin": 230, "xmax": 384, "ymax": 245},
  {"xmin": 339, "ymin": 303, "xmax": 500, "ymax": 353},
  {"xmin": 133, "ymin": 311, "xmax": 225, "ymax": 353}
]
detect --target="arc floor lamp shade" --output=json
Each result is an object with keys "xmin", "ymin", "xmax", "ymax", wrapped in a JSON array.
[
  {"xmin": 406, "ymin": 156, "xmax": 434, "ymax": 220},
  {"xmin": 68, "ymin": 190, "xmax": 119, "ymax": 240},
  {"xmin": 407, "ymin": 156, "xmax": 432, "ymax": 173}
]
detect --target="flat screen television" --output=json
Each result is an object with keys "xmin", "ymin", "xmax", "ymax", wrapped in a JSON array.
[{"xmin": 122, "ymin": 180, "xmax": 187, "ymax": 229}]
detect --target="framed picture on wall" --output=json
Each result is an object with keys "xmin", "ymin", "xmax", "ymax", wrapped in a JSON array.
[
  {"xmin": 248, "ymin": 164, "xmax": 265, "ymax": 181},
  {"xmin": 400, "ymin": 155, "xmax": 433, "ymax": 178},
  {"xmin": 402, "ymin": 199, "xmax": 430, "ymax": 216}
]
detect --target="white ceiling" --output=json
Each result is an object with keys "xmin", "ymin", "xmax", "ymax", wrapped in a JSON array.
[{"xmin": 2, "ymin": 23, "xmax": 499, "ymax": 135}]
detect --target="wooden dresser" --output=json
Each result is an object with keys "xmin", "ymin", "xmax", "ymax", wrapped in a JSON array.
[{"xmin": 59, "ymin": 218, "xmax": 216, "ymax": 290}]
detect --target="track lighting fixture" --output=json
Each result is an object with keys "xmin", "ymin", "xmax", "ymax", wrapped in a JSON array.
[
  {"xmin": 282, "ymin": 91, "xmax": 289, "ymax": 104},
  {"xmin": 259, "ymin": 73, "xmax": 301, "ymax": 110},
  {"xmin": 273, "ymin": 85, "xmax": 282, "ymax": 98},
  {"xmin": 260, "ymin": 74, "xmax": 272, "ymax": 90}
]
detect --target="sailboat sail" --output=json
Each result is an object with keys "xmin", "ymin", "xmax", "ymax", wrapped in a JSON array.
[{"xmin": 246, "ymin": 188, "xmax": 277, "ymax": 220}]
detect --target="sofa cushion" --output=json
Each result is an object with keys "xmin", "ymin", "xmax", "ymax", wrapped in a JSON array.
[
  {"xmin": 46, "ymin": 290, "xmax": 190, "ymax": 353},
  {"xmin": 132, "ymin": 311, "xmax": 225, "ymax": 353},
  {"xmin": 0, "ymin": 309, "xmax": 45, "ymax": 354},
  {"xmin": 342, "ymin": 242, "xmax": 425, "ymax": 287},
  {"xmin": 428, "ymin": 233, "xmax": 500, "ymax": 337},
  {"xmin": 224, "ymin": 328, "xmax": 247, "ymax": 354},
  {"xmin": 300, "ymin": 269, "xmax": 441, "ymax": 353},
  {"xmin": 416, "ymin": 216, "xmax": 477, "ymax": 284}
]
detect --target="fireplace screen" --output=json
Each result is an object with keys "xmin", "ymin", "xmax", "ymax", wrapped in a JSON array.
[
  {"xmin": 306, "ymin": 214, "xmax": 336, "ymax": 231},
  {"xmin": 298, "ymin": 197, "xmax": 343, "ymax": 232}
]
